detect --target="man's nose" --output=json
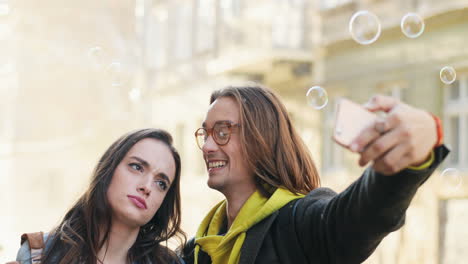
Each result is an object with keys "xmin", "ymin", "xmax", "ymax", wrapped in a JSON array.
[{"xmin": 202, "ymin": 134, "xmax": 218, "ymax": 153}]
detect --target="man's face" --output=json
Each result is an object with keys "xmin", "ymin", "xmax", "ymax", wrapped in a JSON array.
[{"xmin": 200, "ymin": 96, "xmax": 255, "ymax": 194}]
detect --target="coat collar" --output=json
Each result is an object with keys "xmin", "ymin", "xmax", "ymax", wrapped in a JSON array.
[{"xmin": 238, "ymin": 210, "xmax": 279, "ymax": 264}]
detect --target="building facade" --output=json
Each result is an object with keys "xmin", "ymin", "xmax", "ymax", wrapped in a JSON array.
[
  {"xmin": 144, "ymin": 0, "xmax": 468, "ymax": 263},
  {"xmin": 1, "ymin": 0, "xmax": 467, "ymax": 263}
]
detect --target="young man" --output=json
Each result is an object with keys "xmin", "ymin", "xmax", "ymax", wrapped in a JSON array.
[{"xmin": 182, "ymin": 85, "xmax": 448, "ymax": 264}]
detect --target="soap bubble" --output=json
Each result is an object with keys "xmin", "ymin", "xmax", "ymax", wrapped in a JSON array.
[
  {"xmin": 440, "ymin": 66, "xmax": 456, "ymax": 84},
  {"xmin": 349, "ymin": 10, "xmax": 381, "ymax": 45},
  {"xmin": 128, "ymin": 88, "xmax": 141, "ymax": 102},
  {"xmin": 439, "ymin": 168, "xmax": 462, "ymax": 192},
  {"xmin": 401, "ymin": 13, "xmax": 425, "ymax": 38},
  {"xmin": 306, "ymin": 86, "xmax": 328, "ymax": 110}
]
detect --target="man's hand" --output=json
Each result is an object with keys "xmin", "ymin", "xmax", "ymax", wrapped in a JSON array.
[{"xmin": 350, "ymin": 95, "xmax": 437, "ymax": 175}]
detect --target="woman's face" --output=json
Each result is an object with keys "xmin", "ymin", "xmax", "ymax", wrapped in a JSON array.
[{"xmin": 107, "ymin": 138, "xmax": 176, "ymax": 228}]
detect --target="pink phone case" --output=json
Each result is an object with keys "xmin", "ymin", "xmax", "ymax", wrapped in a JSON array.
[{"xmin": 333, "ymin": 98, "xmax": 377, "ymax": 148}]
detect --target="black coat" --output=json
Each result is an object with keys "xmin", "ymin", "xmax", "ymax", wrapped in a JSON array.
[{"xmin": 182, "ymin": 145, "xmax": 449, "ymax": 264}]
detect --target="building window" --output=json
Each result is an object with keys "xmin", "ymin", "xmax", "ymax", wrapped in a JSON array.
[
  {"xmin": 377, "ymin": 80, "xmax": 408, "ymax": 101},
  {"xmin": 220, "ymin": 0, "xmax": 242, "ymax": 20},
  {"xmin": 171, "ymin": 1, "xmax": 193, "ymax": 61},
  {"xmin": 150, "ymin": 7, "xmax": 169, "ymax": 68},
  {"xmin": 444, "ymin": 73, "xmax": 468, "ymax": 169},
  {"xmin": 323, "ymin": 97, "xmax": 344, "ymax": 171},
  {"xmin": 219, "ymin": 0, "xmax": 244, "ymax": 46},
  {"xmin": 195, "ymin": 0, "xmax": 217, "ymax": 54},
  {"xmin": 320, "ymin": 0, "xmax": 353, "ymax": 10},
  {"xmin": 439, "ymin": 199, "xmax": 468, "ymax": 263},
  {"xmin": 271, "ymin": 0, "xmax": 307, "ymax": 49},
  {"xmin": 448, "ymin": 78, "xmax": 461, "ymax": 101}
]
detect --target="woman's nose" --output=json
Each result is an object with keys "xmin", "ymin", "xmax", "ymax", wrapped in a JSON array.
[{"xmin": 137, "ymin": 179, "xmax": 152, "ymax": 196}]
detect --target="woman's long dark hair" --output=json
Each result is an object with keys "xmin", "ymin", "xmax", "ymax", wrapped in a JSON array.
[{"xmin": 42, "ymin": 128, "xmax": 185, "ymax": 264}]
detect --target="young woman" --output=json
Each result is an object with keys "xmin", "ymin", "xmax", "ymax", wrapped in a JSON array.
[{"xmin": 15, "ymin": 128, "xmax": 185, "ymax": 264}]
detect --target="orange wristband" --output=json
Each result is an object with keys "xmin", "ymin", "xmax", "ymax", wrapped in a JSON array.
[{"xmin": 430, "ymin": 113, "xmax": 443, "ymax": 147}]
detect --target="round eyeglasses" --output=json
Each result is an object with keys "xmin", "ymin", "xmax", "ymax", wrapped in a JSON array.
[{"xmin": 194, "ymin": 121, "xmax": 241, "ymax": 150}]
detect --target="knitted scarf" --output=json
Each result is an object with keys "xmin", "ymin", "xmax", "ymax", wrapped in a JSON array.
[{"xmin": 194, "ymin": 188, "xmax": 304, "ymax": 264}]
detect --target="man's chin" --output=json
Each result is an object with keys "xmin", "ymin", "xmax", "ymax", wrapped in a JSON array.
[{"xmin": 207, "ymin": 178, "xmax": 224, "ymax": 191}]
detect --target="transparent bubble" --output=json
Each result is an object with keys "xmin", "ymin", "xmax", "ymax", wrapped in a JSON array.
[
  {"xmin": 306, "ymin": 86, "xmax": 328, "ymax": 109},
  {"xmin": 87, "ymin": 46, "xmax": 106, "ymax": 69},
  {"xmin": 107, "ymin": 62, "xmax": 125, "ymax": 86},
  {"xmin": 401, "ymin": 13, "xmax": 425, "ymax": 38},
  {"xmin": 440, "ymin": 66, "xmax": 456, "ymax": 84},
  {"xmin": 128, "ymin": 88, "xmax": 141, "ymax": 102},
  {"xmin": 439, "ymin": 168, "xmax": 462, "ymax": 192},
  {"xmin": 349, "ymin": 10, "xmax": 381, "ymax": 45}
]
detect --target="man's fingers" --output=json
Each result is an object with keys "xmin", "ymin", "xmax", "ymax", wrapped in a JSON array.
[
  {"xmin": 379, "ymin": 106, "xmax": 406, "ymax": 131},
  {"xmin": 353, "ymin": 94, "xmax": 438, "ymax": 174},
  {"xmin": 372, "ymin": 144, "xmax": 410, "ymax": 175},
  {"xmin": 350, "ymin": 121, "xmax": 381, "ymax": 153},
  {"xmin": 363, "ymin": 95, "xmax": 400, "ymax": 113},
  {"xmin": 358, "ymin": 128, "xmax": 401, "ymax": 167},
  {"xmin": 351, "ymin": 113, "xmax": 398, "ymax": 154}
]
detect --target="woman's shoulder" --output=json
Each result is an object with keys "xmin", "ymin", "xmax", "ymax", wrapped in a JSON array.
[
  {"xmin": 16, "ymin": 232, "xmax": 53, "ymax": 264},
  {"xmin": 175, "ymin": 257, "xmax": 186, "ymax": 264},
  {"xmin": 160, "ymin": 246, "xmax": 186, "ymax": 264},
  {"xmin": 133, "ymin": 255, "xmax": 185, "ymax": 264},
  {"xmin": 16, "ymin": 239, "xmax": 32, "ymax": 264},
  {"xmin": 139, "ymin": 258, "xmax": 185, "ymax": 264}
]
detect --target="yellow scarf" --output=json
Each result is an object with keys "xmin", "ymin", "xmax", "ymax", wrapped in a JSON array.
[{"xmin": 194, "ymin": 188, "xmax": 304, "ymax": 264}]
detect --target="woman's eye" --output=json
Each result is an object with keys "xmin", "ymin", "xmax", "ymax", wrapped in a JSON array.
[
  {"xmin": 130, "ymin": 163, "xmax": 142, "ymax": 171},
  {"xmin": 155, "ymin": 180, "xmax": 168, "ymax": 191}
]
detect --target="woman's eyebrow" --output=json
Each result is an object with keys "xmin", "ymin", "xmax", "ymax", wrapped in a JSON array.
[
  {"xmin": 156, "ymin": 173, "xmax": 172, "ymax": 185},
  {"xmin": 129, "ymin": 156, "xmax": 149, "ymax": 168}
]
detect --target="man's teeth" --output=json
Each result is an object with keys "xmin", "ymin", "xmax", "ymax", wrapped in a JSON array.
[{"xmin": 208, "ymin": 161, "xmax": 227, "ymax": 168}]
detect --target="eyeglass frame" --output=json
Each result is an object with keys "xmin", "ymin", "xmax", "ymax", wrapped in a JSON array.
[{"xmin": 194, "ymin": 120, "xmax": 241, "ymax": 150}]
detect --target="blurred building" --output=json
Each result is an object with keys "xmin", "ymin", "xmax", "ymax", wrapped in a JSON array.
[
  {"xmin": 1, "ymin": 0, "xmax": 467, "ymax": 263},
  {"xmin": 142, "ymin": 0, "xmax": 324, "ymax": 238},
  {"xmin": 0, "ymin": 0, "xmax": 150, "ymax": 261},
  {"xmin": 319, "ymin": 1, "xmax": 468, "ymax": 263},
  {"xmin": 143, "ymin": 0, "xmax": 468, "ymax": 264}
]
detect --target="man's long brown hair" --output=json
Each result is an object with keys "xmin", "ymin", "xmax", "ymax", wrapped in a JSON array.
[
  {"xmin": 210, "ymin": 85, "xmax": 320, "ymax": 195},
  {"xmin": 42, "ymin": 128, "xmax": 185, "ymax": 264}
]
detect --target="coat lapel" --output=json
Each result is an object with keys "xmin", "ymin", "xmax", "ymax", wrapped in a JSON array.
[{"xmin": 238, "ymin": 211, "xmax": 279, "ymax": 264}]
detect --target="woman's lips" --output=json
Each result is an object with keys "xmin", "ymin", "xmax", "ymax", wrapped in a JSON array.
[{"xmin": 127, "ymin": 195, "xmax": 147, "ymax": 209}]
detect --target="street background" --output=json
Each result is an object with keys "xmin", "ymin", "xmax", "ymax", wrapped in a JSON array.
[{"xmin": 1, "ymin": 0, "xmax": 467, "ymax": 263}]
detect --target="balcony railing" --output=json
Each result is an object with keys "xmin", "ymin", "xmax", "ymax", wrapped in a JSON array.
[
  {"xmin": 148, "ymin": 0, "xmax": 316, "ymax": 84},
  {"xmin": 208, "ymin": 0, "xmax": 315, "ymax": 75}
]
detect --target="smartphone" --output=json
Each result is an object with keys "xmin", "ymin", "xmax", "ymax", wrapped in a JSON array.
[{"xmin": 333, "ymin": 98, "xmax": 377, "ymax": 148}]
